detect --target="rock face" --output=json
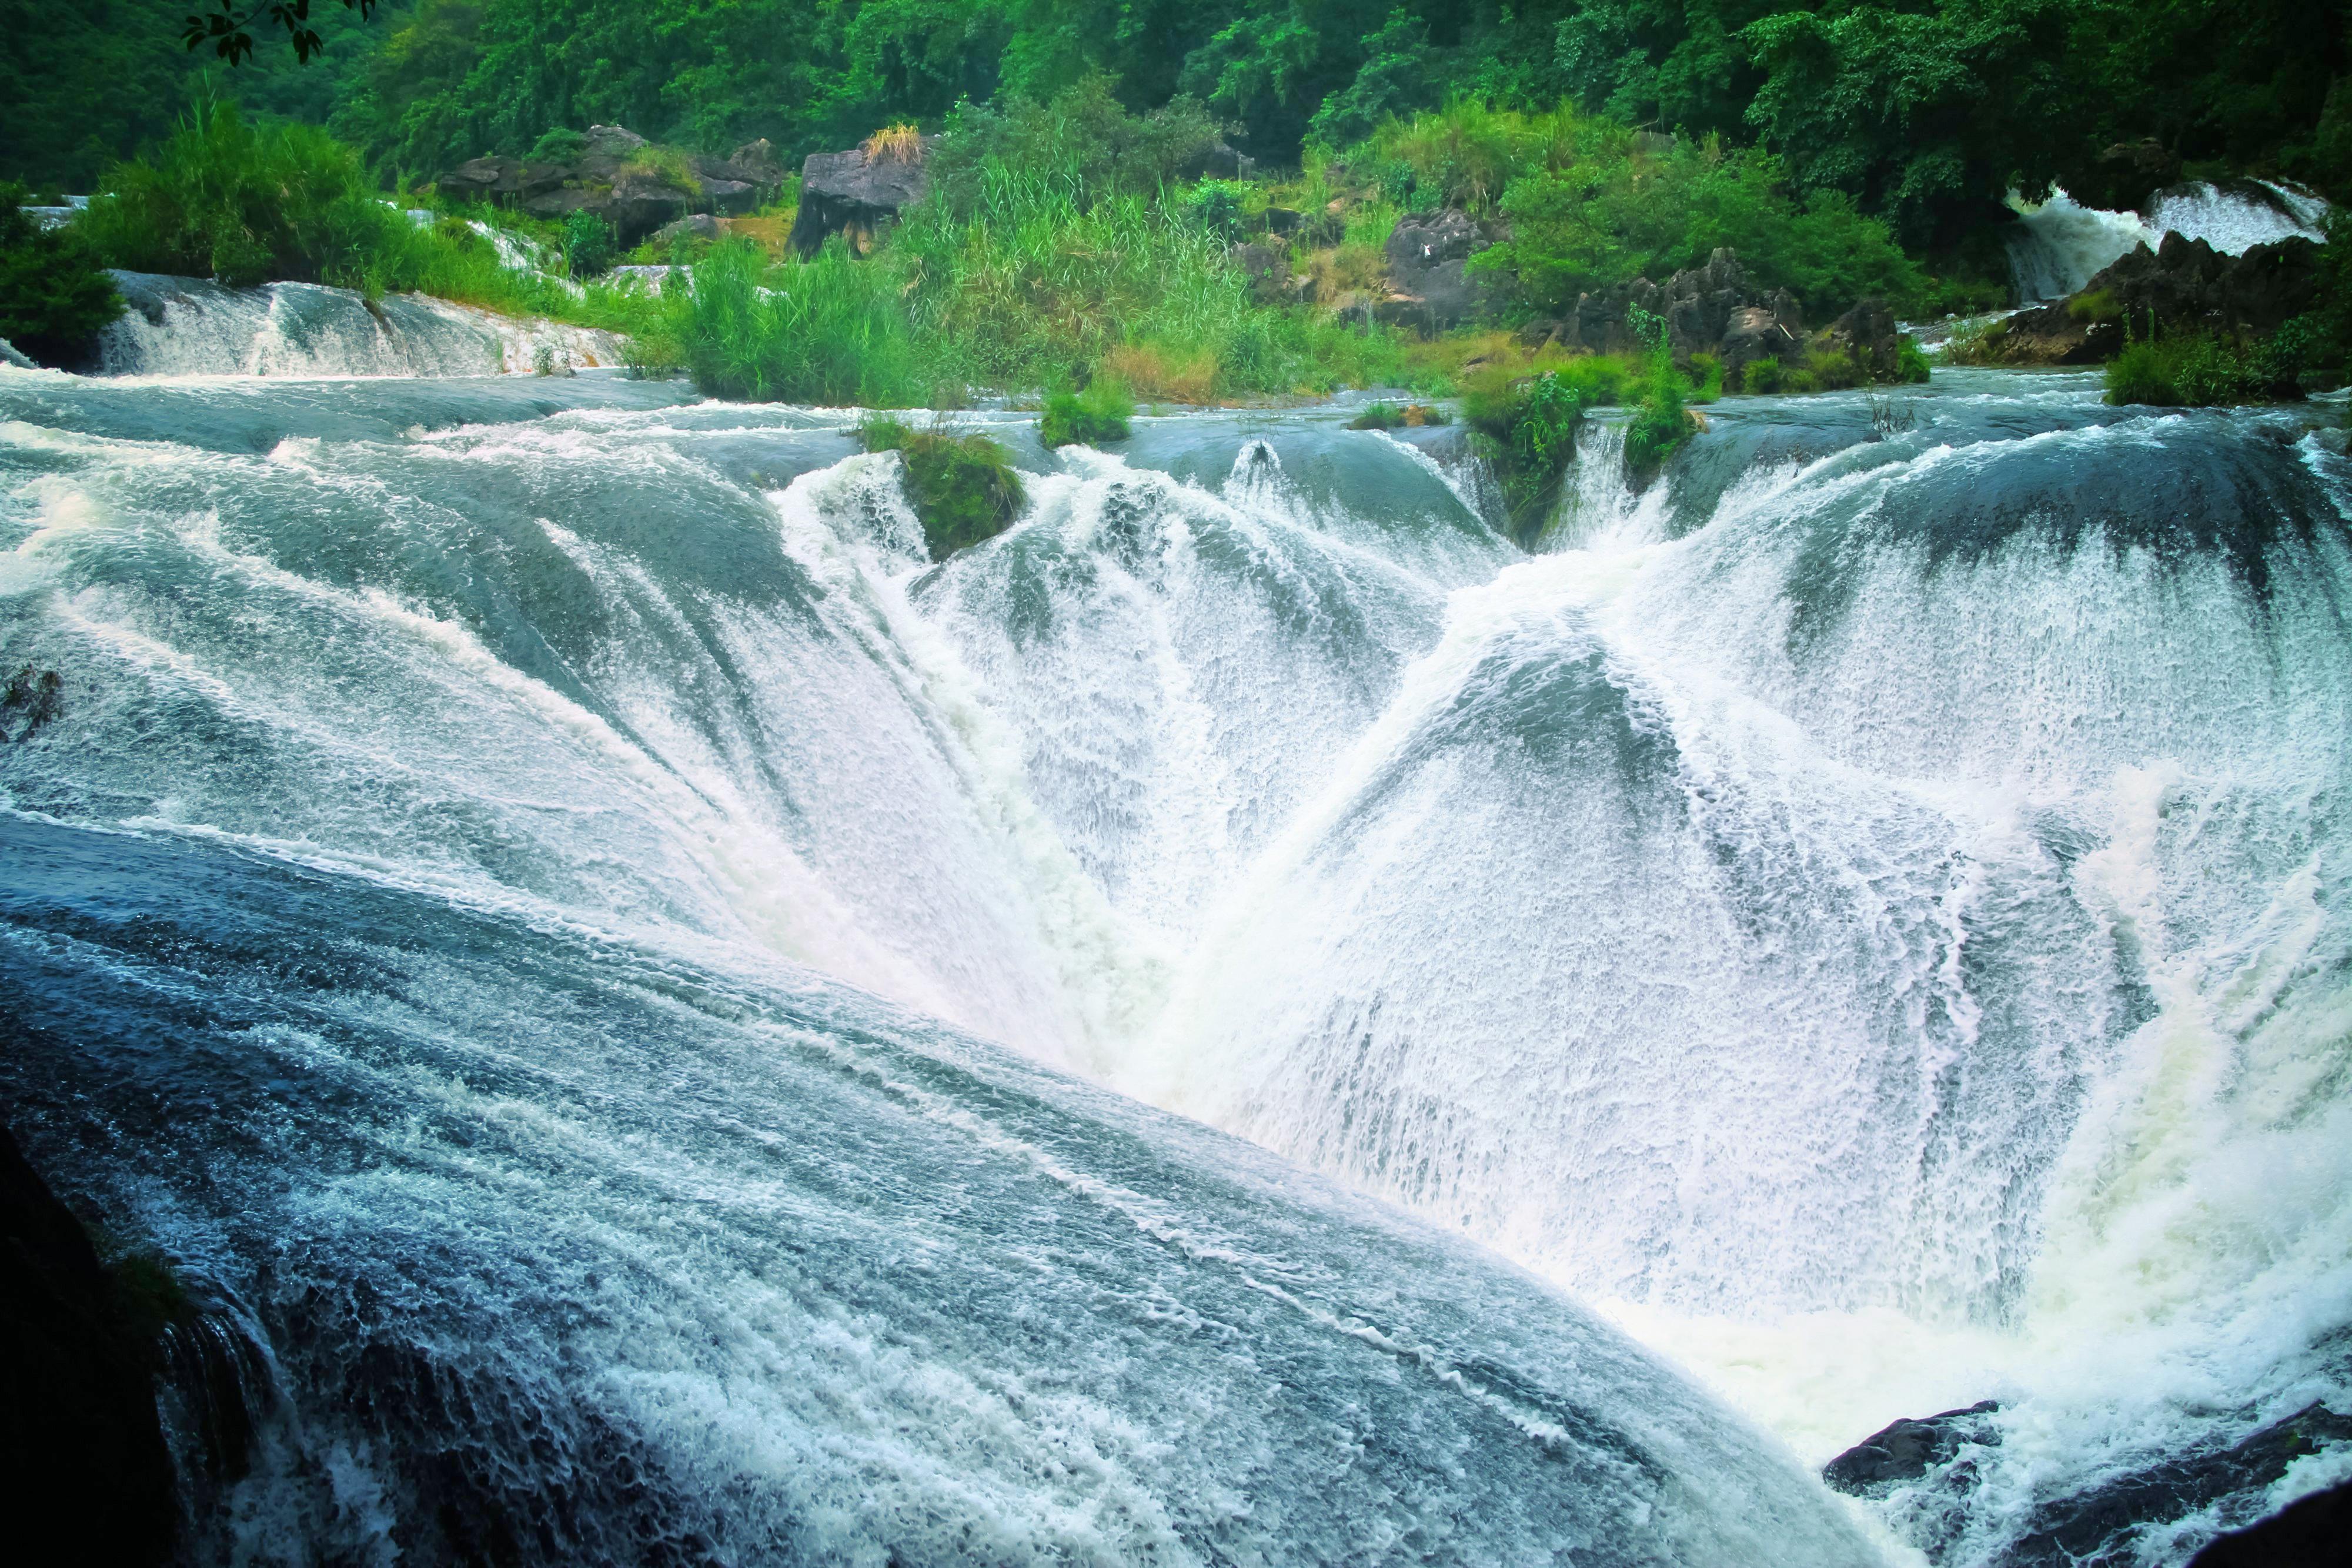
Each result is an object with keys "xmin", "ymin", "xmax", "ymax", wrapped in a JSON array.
[
  {"xmin": 1825, "ymin": 1398, "xmax": 2352, "ymax": 1566},
  {"xmin": 1, "ymin": 1121, "xmax": 178, "ymax": 1565},
  {"xmin": 1382, "ymin": 209, "xmax": 1502, "ymax": 333},
  {"xmin": 788, "ymin": 139, "xmax": 936, "ymax": 257},
  {"xmin": 2187, "ymin": 1477, "xmax": 2352, "ymax": 1567},
  {"xmin": 1822, "ymin": 1400, "xmax": 2000, "ymax": 1496},
  {"xmin": 1227, "ymin": 242, "xmax": 1291, "ymax": 303},
  {"xmin": 436, "ymin": 127, "xmax": 786, "ymax": 246},
  {"xmin": 650, "ymin": 213, "xmax": 723, "ymax": 248},
  {"xmin": 1517, "ymin": 249, "xmax": 1812, "ymax": 383},
  {"xmin": 1999, "ymin": 230, "xmax": 2323, "ymax": 363}
]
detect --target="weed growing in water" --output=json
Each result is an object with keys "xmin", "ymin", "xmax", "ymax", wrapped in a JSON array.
[
  {"xmin": 1040, "ymin": 380, "xmax": 1134, "ymax": 447},
  {"xmin": 860, "ymin": 416, "xmax": 1027, "ymax": 560}
]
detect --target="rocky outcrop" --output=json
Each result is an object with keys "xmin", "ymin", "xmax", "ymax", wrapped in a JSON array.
[
  {"xmin": 436, "ymin": 126, "xmax": 786, "ymax": 246},
  {"xmin": 1822, "ymin": 1400, "xmax": 2000, "ymax": 1495},
  {"xmin": 1381, "ymin": 209, "xmax": 1502, "ymax": 333},
  {"xmin": 1227, "ymin": 242, "xmax": 1291, "ymax": 303},
  {"xmin": 1999, "ymin": 230, "xmax": 2323, "ymax": 363},
  {"xmin": 1, "ymin": 1121, "xmax": 179, "ymax": 1565},
  {"xmin": 1823, "ymin": 1398, "xmax": 2352, "ymax": 1566},
  {"xmin": 1516, "ymin": 249, "xmax": 1811, "ymax": 384},
  {"xmin": 649, "ymin": 213, "xmax": 723, "ymax": 249},
  {"xmin": 788, "ymin": 139, "xmax": 936, "ymax": 257},
  {"xmin": 2188, "ymin": 1477, "xmax": 2352, "ymax": 1567}
]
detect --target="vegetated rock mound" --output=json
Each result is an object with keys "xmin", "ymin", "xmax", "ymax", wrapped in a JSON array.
[
  {"xmin": 436, "ymin": 126, "xmax": 786, "ymax": 246},
  {"xmin": 1823, "ymin": 1396, "xmax": 2352, "ymax": 1565},
  {"xmin": 1995, "ymin": 230, "xmax": 2323, "ymax": 364},
  {"xmin": 788, "ymin": 138, "xmax": 936, "ymax": 257}
]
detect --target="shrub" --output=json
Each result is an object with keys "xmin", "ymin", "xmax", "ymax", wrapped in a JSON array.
[
  {"xmin": 1348, "ymin": 401, "xmax": 1449, "ymax": 429},
  {"xmin": 1686, "ymin": 352, "xmax": 1725, "ymax": 403},
  {"xmin": 927, "ymin": 76, "xmax": 1221, "ymax": 217},
  {"xmin": 1740, "ymin": 356, "xmax": 1783, "ymax": 393},
  {"xmin": 0, "ymin": 180, "xmax": 122, "ymax": 366},
  {"xmin": 528, "ymin": 127, "xmax": 588, "ymax": 164},
  {"xmin": 2068, "ymin": 287, "xmax": 2122, "ymax": 324},
  {"xmin": 859, "ymin": 416, "xmax": 1027, "ymax": 560},
  {"xmin": 563, "ymin": 209, "xmax": 615, "ymax": 278},
  {"xmin": 1623, "ymin": 334, "xmax": 1691, "ymax": 484},
  {"xmin": 1040, "ymin": 379, "xmax": 1134, "ymax": 447},
  {"xmin": 1181, "ymin": 180, "xmax": 1249, "ymax": 239},
  {"xmin": 78, "ymin": 99, "xmax": 408, "ymax": 289},
  {"xmin": 1896, "ymin": 335, "xmax": 1933, "ymax": 383},
  {"xmin": 1942, "ymin": 315, "xmax": 2014, "ymax": 366}
]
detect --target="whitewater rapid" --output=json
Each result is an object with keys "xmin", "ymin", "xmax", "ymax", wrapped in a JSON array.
[{"xmin": 2, "ymin": 362, "xmax": 2347, "ymax": 1564}]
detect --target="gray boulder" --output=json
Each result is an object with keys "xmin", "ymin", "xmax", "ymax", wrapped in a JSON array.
[
  {"xmin": 1227, "ymin": 242, "xmax": 1291, "ymax": 303},
  {"xmin": 789, "ymin": 139, "xmax": 935, "ymax": 257},
  {"xmin": 1381, "ymin": 209, "xmax": 1502, "ymax": 333},
  {"xmin": 650, "ymin": 213, "xmax": 723, "ymax": 248}
]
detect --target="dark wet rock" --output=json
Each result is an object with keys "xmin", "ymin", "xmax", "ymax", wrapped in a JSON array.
[
  {"xmin": 650, "ymin": 213, "xmax": 723, "ymax": 249},
  {"xmin": 1825, "ymin": 299, "xmax": 1906, "ymax": 382},
  {"xmin": 1260, "ymin": 206, "xmax": 1301, "ymax": 236},
  {"xmin": 1382, "ymin": 209, "xmax": 1502, "ymax": 333},
  {"xmin": 2006, "ymin": 1402, "xmax": 2352, "ymax": 1566},
  {"xmin": 1823, "ymin": 1400, "xmax": 2001, "ymax": 1495},
  {"xmin": 788, "ymin": 139, "xmax": 936, "ymax": 257},
  {"xmin": 0, "ymin": 1120, "xmax": 178, "ymax": 1565},
  {"xmin": 435, "ymin": 156, "xmax": 570, "ymax": 203},
  {"xmin": 2064, "ymin": 138, "xmax": 2184, "ymax": 213},
  {"xmin": 2001, "ymin": 232, "xmax": 2324, "ymax": 363},
  {"xmin": 1551, "ymin": 249, "xmax": 1810, "ymax": 380},
  {"xmin": 1228, "ymin": 242, "xmax": 1291, "ymax": 303},
  {"xmin": 2187, "ymin": 1476, "xmax": 2352, "ymax": 1567}
]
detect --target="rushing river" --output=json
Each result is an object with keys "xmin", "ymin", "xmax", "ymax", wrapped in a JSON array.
[{"xmin": 1, "ymin": 355, "xmax": 2347, "ymax": 1566}]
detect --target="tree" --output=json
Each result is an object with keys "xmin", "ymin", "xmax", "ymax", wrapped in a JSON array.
[{"xmin": 182, "ymin": 0, "xmax": 380, "ymax": 65}]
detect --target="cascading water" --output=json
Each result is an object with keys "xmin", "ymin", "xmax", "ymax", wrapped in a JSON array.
[
  {"xmin": 2005, "ymin": 182, "xmax": 2331, "ymax": 300},
  {"xmin": 1, "ymin": 358, "xmax": 2346, "ymax": 1565},
  {"xmin": 95, "ymin": 270, "xmax": 621, "ymax": 377}
]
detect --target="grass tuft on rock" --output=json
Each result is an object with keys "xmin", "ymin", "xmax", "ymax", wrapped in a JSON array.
[
  {"xmin": 1040, "ymin": 380, "xmax": 1134, "ymax": 447},
  {"xmin": 1347, "ymin": 400, "xmax": 1451, "ymax": 429},
  {"xmin": 859, "ymin": 416, "xmax": 1027, "ymax": 560}
]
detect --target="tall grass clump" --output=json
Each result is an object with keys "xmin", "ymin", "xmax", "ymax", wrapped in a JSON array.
[
  {"xmin": 1040, "ymin": 379, "xmax": 1134, "ymax": 447},
  {"xmin": 78, "ymin": 99, "xmax": 408, "ymax": 289},
  {"xmin": 654, "ymin": 239, "xmax": 923, "ymax": 405}
]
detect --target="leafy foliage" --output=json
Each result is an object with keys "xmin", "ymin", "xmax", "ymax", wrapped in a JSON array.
[
  {"xmin": 0, "ymin": 182, "xmax": 124, "ymax": 366},
  {"xmin": 562, "ymin": 209, "xmax": 616, "ymax": 278},
  {"xmin": 858, "ymin": 415, "xmax": 1028, "ymax": 560},
  {"xmin": 646, "ymin": 238, "xmax": 923, "ymax": 404}
]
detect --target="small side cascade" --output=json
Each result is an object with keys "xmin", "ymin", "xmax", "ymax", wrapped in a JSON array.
[
  {"xmin": 95, "ymin": 270, "xmax": 619, "ymax": 377},
  {"xmin": 2007, "ymin": 181, "xmax": 2331, "ymax": 301}
]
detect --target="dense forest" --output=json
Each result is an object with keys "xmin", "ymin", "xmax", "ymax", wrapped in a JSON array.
[{"xmin": 9, "ymin": 0, "xmax": 2350, "ymax": 242}]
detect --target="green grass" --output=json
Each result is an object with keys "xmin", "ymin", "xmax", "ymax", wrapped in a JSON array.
[
  {"xmin": 1040, "ymin": 379, "xmax": 1134, "ymax": 447},
  {"xmin": 859, "ymin": 415, "xmax": 1027, "ymax": 560},
  {"xmin": 1347, "ymin": 400, "xmax": 1450, "ymax": 429}
]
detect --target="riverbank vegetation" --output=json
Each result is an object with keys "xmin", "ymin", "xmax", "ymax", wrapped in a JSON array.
[{"xmin": 857, "ymin": 416, "xmax": 1027, "ymax": 560}]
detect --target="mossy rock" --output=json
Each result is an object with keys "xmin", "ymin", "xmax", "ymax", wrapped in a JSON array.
[{"xmin": 861, "ymin": 417, "xmax": 1027, "ymax": 560}]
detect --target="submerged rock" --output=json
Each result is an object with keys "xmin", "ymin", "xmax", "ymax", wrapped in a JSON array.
[
  {"xmin": 2187, "ymin": 1476, "xmax": 2352, "ymax": 1566},
  {"xmin": 0, "ymin": 1121, "xmax": 178, "ymax": 1565},
  {"xmin": 789, "ymin": 138, "xmax": 935, "ymax": 257},
  {"xmin": 1823, "ymin": 1400, "xmax": 2001, "ymax": 1495}
]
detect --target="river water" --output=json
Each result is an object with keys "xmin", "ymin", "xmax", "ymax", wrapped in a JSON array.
[{"xmin": 1, "ymin": 355, "xmax": 2346, "ymax": 1566}]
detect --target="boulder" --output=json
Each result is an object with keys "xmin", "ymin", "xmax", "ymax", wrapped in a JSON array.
[
  {"xmin": 2064, "ymin": 138, "xmax": 2183, "ymax": 213},
  {"xmin": 1227, "ymin": 242, "xmax": 1291, "ymax": 303},
  {"xmin": 1824, "ymin": 298, "xmax": 1905, "ymax": 380},
  {"xmin": 1382, "ymin": 209, "xmax": 1501, "ymax": 334},
  {"xmin": 1822, "ymin": 1400, "xmax": 2000, "ymax": 1495},
  {"xmin": 650, "ymin": 213, "xmax": 723, "ymax": 248},
  {"xmin": 575, "ymin": 123, "xmax": 649, "ymax": 179},
  {"xmin": 1, "ymin": 1120, "xmax": 179, "ymax": 1566},
  {"xmin": 1719, "ymin": 305, "xmax": 1801, "ymax": 383},
  {"xmin": 788, "ymin": 139, "xmax": 936, "ymax": 257},
  {"xmin": 1178, "ymin": 139, "xmax": 1254, "ymax": 182},
  {"xmin": 2187, "ymin": 1477, "xmax": 2352, "ymax": 1567}
]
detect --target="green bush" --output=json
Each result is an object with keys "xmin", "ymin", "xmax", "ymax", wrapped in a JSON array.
[
  {"xmin": 927, "ymin": 77, "xmax": 1222, "ymax": 217},
  {"xmin": 1896, "ymin": 336, "xmax": 1933, "ymax": 383},
  {"xmin": 1739, "ymin": 357, "xmax": 1783, "ymax": 394},
  {"xmin": 1040, "ymin": 379, "xmax": 1134, "ymax": 447},
  {"xmin": 1182, "ymin": 180, "xmax": 1249, "ymax": 239},
  {"xmin": 529, "ymin": 126, "xmax": 588, "ymax": 164},
  {"xmin": 0, "ymin": 180, "xmax": 122, "ymax": 366},
  {"xmin": 1464, "ymin": 363, "xmax": 1601, "ymax": 545},
  {"xmin": 1623, "ymin": 329, "xmax": 1691, "ymax": 483},
  {"xmin": 859, "ymin": 416, "xmax": 1027, "ymax": 560},
  {"xmin": 563, "ymin": 209, "xmax": 616, "ymax": 278},
  {"xmin": 1347, "ymin": 400, "xmax": 1449, "ymax": 429},
  {"xmin": 78, "ymin": 99, "xmax": 410, "ymax": 289}
]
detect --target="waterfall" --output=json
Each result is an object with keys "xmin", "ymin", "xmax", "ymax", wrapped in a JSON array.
[
  {"xmin": 2006, "ymin": 181, "xmax": 2331, "ymax": 300},
  {"xmin": 2, "ymin": 367, "xmax": 2346, "ymax": 1564},
  {"xmin": 95, "ymin": 270, "xmax": 620, "ymax": 377}
]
